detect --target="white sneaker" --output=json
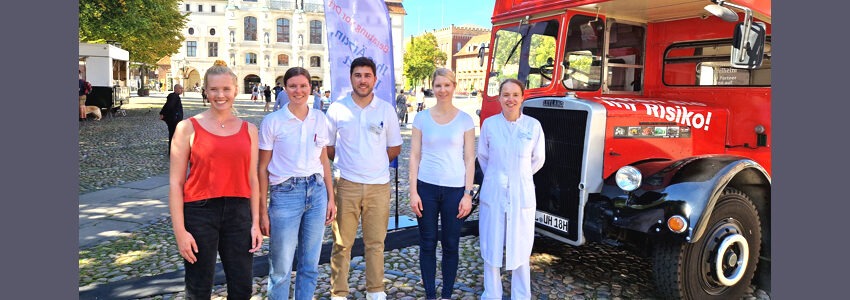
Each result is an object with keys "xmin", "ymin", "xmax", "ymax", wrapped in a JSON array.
[
  {"xmin": 366, "ymin": 291, "xmax": 387, "ymax": 300},
  {"xmin": 330, "ymin": 297, "xmax": 346, "ymax": 300}
]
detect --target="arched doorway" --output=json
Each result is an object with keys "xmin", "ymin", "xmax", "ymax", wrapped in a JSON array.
[
  {"xmin": 185, "ymin": 69, "xmax": 202, "ymax": 92},
  {"xmin": 311, "ymin": 76, "xmax": 322, "ymax": 91},
  {"xmin": 244, "ymin": 74, "xmax": 261, "ymax": 94},
  {"xmin": 275, "ymin": 76, "xmax": 285, "ymax": 87}
]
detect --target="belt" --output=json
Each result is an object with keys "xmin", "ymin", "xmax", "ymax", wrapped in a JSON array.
[{"xmin": 284, "ymin": 173, "xmax": 321, "ymax": 183}]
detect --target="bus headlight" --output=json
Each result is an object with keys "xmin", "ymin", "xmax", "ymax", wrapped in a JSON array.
[{"xmin": 615, "ymin": 166, "xmax": 642, "ymax": 192}]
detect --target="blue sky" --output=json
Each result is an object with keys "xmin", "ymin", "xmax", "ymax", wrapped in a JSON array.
[{"xmin": 402, "ymin": 0, "xmax": 496, "ymax": 37}]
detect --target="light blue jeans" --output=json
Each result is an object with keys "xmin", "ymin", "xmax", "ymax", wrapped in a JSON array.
[{"xmin": 267, "ymin": 174, "xmax": 328, "ymax": 300}]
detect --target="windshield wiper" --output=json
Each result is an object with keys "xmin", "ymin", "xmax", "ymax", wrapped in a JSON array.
[{"xmin": 503, "ymin": 17, "xmax": 531, "ymax": 68}]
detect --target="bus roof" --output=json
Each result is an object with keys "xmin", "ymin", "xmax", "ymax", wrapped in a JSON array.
[{"xmin": 492, "ymin": 0, "xmax": 770, "ymax": 25}]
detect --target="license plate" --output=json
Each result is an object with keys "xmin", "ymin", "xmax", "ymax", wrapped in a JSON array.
[{"xmin": 535, "ymin": 210, "xmax": 569, "ymax": 234}]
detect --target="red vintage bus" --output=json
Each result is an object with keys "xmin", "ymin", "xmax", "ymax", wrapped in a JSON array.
[{"xmin": 475, "ymin": 0, "xmax": 771, "ymax": 298}]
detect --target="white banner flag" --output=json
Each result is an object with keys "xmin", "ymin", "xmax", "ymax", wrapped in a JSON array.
[{"xmin": 323, "ymin": 0, "xmax": 396, "ymax": 107}]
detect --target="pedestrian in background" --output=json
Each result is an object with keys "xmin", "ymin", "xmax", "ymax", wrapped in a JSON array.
[
  {"xmin": 201, "ymin": 87, "xmax": 208, "ymax": 106},
  {"xmin": 477, "ymin": 78, "xmax": 546, "ymax": 300},
  {"xmin": 273, "ymin": 82, "xmax": 283, "ymax": 103},
  {"xmin": 167, "ymin": 62, "xmax": 263, "ymax": 300},
  {"xmin": 321, "ymin": 90, "xmax": 331, "ymax": 113},
  {"xmin": 408, "ymin": 68, "xmax": 475, "ymax": 300},
  {"xmin": 395, "ymin": 89, "xmax": 408, "ymax": 124},
  {"xmin": 274, "ymin": 87, "xmax": 289, "ymax": 112},
  {"xmin": 79, "ymin": 70, "xmax": 91, "ymax": 120},
  {"xmin": 259, "ymin": 67, "xmax": 337, "ymax": 300},
  {"xmin": 416, "ymin": 87, "xmax": 426, "ymax": 112},
  {"xmin": 263, "ymin": 84, "xmax": 272, "ymax": 112},
  {"xmin": 160, "ymin": 84, "xmax": 184, "ymax": 154},
  {"xmin": 327, "ymin": 56, "xmax": 403, "ymax": 300},
  {"xmin": 312, "ymin": 87, "xmax": 323, "ymax": 111}
]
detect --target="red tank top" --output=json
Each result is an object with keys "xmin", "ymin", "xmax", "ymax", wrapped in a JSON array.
[{"xmin": 183, "ymin": 117, "xmax": 252, "ymax": 202}]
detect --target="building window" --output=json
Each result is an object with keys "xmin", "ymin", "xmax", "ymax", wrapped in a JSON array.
[
  {"xmin": 246, "ymin": 53, "xmax": 257, "ymax": 64},
  {"xmin": 185, "ymin": 4, "xmax": 190, "ymax": 11},
  {"xmin": 277, "ymin": 19, "xmax": 290, "ymax": 43},
  {"xmin": 211, "ymin": 5, "xmax": 216, "ymax": 13},
  {"xmin": 310, "ymin": 20, "xmax": 322, "ymax": 44},
  {"xmin": 208, "ymin": 42, "xmax": 218, "ymax": 57},
  {"xmin": 198, "ymin": 5, "xmax": 203, "ymax": 12},
  {"xmin": 187, "ymin": 41, "xmax": 197, "ymax": 57},
  {"xmin": 310, "ymin": 56, "xmax": 321, "ymax": 67},
  {"xmin": 457, "ymin": 42, "xmax": 462, "ymax": 51},
  {"xmin": 188, "ymin": 27, "xmax": 194, "ymax": 35},
  {"xmin": 278, "ymin": 54, "xmax": 289, "ymax": 66},
  {"xmin": 210, "ymin": 28, "xmax": 216, "ymax": 35},
  {"xmin": 244, "ymin": 17, "xmax": 257, "ymax": 41}
]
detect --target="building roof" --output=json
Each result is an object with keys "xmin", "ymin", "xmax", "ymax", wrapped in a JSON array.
[
  {"xmin": 156, "ymin": 56, "xmax": 171, "ymax": 66},
  {"xmin": 454, "ymin": 32, "xmax": 491, "ymax": 57},
  {"xmin": 386, "ymin": 2, "xmax": 406, "ymax": 15},
  {"xmin": 456, "ymin": 24, "xmax": 489, "ymax": 30}
]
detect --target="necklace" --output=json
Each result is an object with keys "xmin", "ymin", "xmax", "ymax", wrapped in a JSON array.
[{"xmin": 216, "ymin": 118, "xmax": 229, "ymax": 128}]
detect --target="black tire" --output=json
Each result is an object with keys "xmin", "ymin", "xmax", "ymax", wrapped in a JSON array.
[{"xmin": 652, "ymin": 187, "xmax": 761, "ymax": 299}]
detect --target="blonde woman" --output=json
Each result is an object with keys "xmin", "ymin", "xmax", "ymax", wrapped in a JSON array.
[
  {"xmin": 168, "ymin": 62, "xmax": 263, "ymax": 299},
  {"xmin": 409, "ymin": 68, "xmax": 475, "ymax": 300}
]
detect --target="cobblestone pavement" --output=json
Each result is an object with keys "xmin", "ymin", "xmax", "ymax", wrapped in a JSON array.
[{"xmin": 79, "ymin": 93, "xmax": 770, "ymax": 299}]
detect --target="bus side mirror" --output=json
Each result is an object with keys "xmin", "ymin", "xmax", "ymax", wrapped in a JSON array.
[
  {"xmin": 731, "ymin": 21, "xmax": 766, "ymax": 69},
  {"xmin": 478, "ymin": 42, "xmax": 488, "ymax": 67}
]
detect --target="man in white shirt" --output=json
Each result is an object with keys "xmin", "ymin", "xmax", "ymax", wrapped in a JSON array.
[{"xmin": 326, "ymin": 57, "xmax": 402, "ymax": 300}]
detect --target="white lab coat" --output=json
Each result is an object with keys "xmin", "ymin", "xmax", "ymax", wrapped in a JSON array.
[{"xmin": 477, "ymin": 113, "xmax": 545, "ymax": 270}]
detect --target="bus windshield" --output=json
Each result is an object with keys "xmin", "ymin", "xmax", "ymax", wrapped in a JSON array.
[{"xmin": 486, "ymin": 19, "xmax": 559, "ymax": 97}]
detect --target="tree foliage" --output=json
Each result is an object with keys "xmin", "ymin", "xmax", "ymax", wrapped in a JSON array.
[
  {"xmin": 403, "ymin": 33, "xmax": 447, "ymax": 88},
  {"xmin": 488, "ymin": 28, "xmax": 558, "ymax": 89},
  {"xmin": 79, "ymin": 0, "xmax": 188, "ymax": 65}
]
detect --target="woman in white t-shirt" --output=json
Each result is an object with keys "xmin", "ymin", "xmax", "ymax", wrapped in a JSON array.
[{"xmin": 408, "ymin": 68, "xmax": 475, "ymax": 300}]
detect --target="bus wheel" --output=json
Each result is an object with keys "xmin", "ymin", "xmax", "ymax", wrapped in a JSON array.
[{"xmin": 652, "ymin": 187, "xmax": 761, "ymax": 299}]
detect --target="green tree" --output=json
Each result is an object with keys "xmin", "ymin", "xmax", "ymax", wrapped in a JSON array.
[
  {"xmin": 79, "ymin": 0, "xmax": 188, "ymax": 88},
  {"xmin": 403, "ymin": 33, "xmax": 447, "ymax": 89}
]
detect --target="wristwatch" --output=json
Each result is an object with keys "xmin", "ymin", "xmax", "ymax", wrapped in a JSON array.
[{"xmin": 465, "ymin": 189, "xmax": 475, "ymax": 196}]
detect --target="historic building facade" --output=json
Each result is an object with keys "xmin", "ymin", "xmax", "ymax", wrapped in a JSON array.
[
  {"xmin": 453, "ymin": 32, "xmax": 490, "ymax": 94},
  {"xmin": 429, "ymin": 24, "xmax": 489, "ymax": 72},
  {"xmin": 170, "ymin": 0, "xmax": 405, "ymax": 94}
]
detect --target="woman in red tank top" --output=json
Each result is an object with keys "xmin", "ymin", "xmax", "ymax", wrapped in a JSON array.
[{"xmin": 167, "ymin": 61, "xmax": 263, "ymax": 299}]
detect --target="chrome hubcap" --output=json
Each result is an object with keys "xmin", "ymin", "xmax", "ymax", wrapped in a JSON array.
[{"xmin": 714, "ymin": 233, "xmax": 749, "ymax": 286}]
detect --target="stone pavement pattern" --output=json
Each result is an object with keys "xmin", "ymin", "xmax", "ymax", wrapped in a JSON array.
[{"xmin": 79, "ymin": 92, "xmax": 771, "ymax": 299}]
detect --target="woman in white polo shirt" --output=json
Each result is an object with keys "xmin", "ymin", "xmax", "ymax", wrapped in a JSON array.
[
  {"xmin": 258, "ymin": 67, "xmax": 337, "ymax": 300},
  {"xmin": 408, "ymin": 68, "xmax": 475, "ymax": 300}
]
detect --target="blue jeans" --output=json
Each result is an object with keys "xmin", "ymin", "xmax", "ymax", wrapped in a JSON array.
[
  {"xmin": 416, "ymin": 180, "xmax": 465, "ymax": 299},
  {"xmin": 267, "ymin": 174, "xmax": 328, "ymax": 300},
  {"xmin": 182, "ymin": 197, "xmax": 253, "ymax": 300}
]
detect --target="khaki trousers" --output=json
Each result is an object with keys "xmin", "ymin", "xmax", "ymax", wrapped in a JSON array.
[{"xmin": 330, "ymin": 177, "xmax": 391, "ymax": 296}]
